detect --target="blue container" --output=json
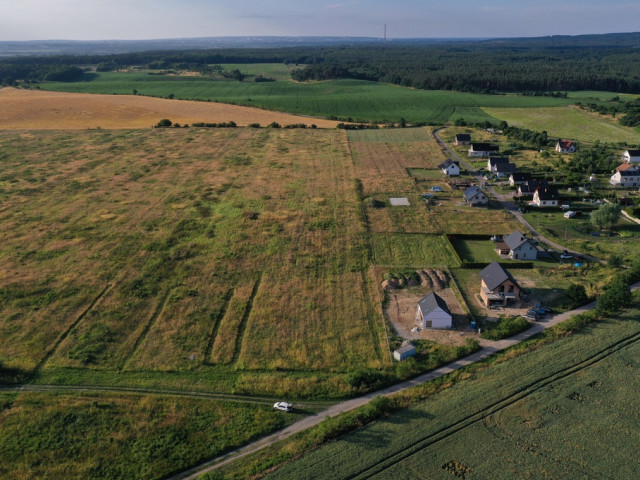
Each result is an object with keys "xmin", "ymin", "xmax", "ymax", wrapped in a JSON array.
[{"xmin": 470, "ymin": 321, "xmax": 477, "ymax": 330}]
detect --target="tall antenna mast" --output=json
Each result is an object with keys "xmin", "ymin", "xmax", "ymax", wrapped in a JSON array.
[{"xmin": 384, "ymin": 24, "xmax": 387, "ymax": 42}]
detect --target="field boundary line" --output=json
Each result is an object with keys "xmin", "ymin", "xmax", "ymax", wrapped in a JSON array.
[
  {"xmin": 120, "ymin": 288, "xmax": 172, "ymax": 371},
  {"xmin": 35, "ymin": 282, "xmax": 113, "ymax": 372},
  {"xmin": 203, "ymin": 289, "xmax": 234, "ymax": 365},
  {"xmin": 231, "ymin": 274, "xmax": 262, "ymax": 366}
]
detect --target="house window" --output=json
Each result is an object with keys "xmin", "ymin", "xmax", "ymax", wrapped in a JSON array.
[
  {"xmin": 508, "ymin": 284, "xmax": 514, "ymax": 293},
  {"xmin": 498, "ymin": 285, "xmax": 504, "ymax": 292},
  {"xmin": 425, "ymin": 321, "xmax": 432, "ymax": 328}
]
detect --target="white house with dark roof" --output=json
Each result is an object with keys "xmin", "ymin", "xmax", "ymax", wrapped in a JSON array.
[
  {"xmin": 495, "ymin": 230, "xmax": 538, "ymax": 260},
  {"xmin": 509, "ymin": 172, "xmax": 531, "ymax": 186},
  {"xmin": 487, "ymin": 156, "xmax": 509, "ymax": 172},
  {"xmin": 610, "ymin": 168, "xmax": 640, "ymax": 188},
  {"xmin": 416, "ymin": 292, "xmax": 452, "ymax": 329},
  {"xmin": 438, "ymin": 159, "xmax": 460, "ymax": 176},
  {"xmin": 623, "ymin": 149, "xmax": 640, "ymax": 164},
  {"xmin": 493, "ymin": 162, "xmax": 518, "ymax": 178},
  {"xmin": 479, "ymin": 261, "xmax": 522, "ymax": 307},
  {"xmin": 469, "ymin": 143, "xmax": 499, "ymax": 157},
  {"xmin": 532, "ymin": 187, "xmax": 559, "ymax": 207}
]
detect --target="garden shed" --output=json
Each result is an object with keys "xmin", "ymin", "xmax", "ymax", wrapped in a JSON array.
[{"xmin": 393, "ymin": 342, "xmax": 417, "ymax": 361}]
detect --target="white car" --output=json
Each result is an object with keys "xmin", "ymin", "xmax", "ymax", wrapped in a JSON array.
[
  {"xmin": 273, "ymin": 402, "xmax": 293, "ymax": 412},
  {"xmin": 560, "ymin": 252, "xmax": 572, "ymax": 259}
]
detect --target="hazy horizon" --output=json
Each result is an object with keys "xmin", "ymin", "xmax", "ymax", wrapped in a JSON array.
[{"xmin": 2, "ymin": 0, "xmax": 639, "ymax": 42}]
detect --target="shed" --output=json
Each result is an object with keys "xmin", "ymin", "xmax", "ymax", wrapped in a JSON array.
[
  {"xmin": 417, "ymin": 292, "xmax": 452, "ymax": 329},
  {"xmin": 393, "ymin": 342, "xmax": 417, "ymax": 361}
]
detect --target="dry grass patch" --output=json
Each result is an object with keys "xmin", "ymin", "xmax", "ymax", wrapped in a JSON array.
[{"xmin": 0, "ymin": 87, "xmax": 342, "ymax": 129}]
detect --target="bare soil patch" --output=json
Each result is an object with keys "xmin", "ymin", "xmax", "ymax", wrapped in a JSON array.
[
  {"xmin": 384, "ymin": 269, "xmax": 473, "ymax": 346},
  {"xmin": 0, "ymin": 88, "xmax": 342, "ymax": 129}
]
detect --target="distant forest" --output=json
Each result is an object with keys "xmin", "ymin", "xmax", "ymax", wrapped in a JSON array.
[{"xmin": 3, "ymin": 32, "xmax": 640, "ymax": 94}]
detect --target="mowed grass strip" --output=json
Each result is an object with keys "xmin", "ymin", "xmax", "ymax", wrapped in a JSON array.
[
  {"xmin": 210, "ymin": 279, "xmax": 257, "ymax": 365},
  {"xmin": 483, "ymin": 105, "xmax": 640, "ymax": 144},
  {"xmin": 371, "ymin": 234, "xmax": 460, "ymax": 267}
]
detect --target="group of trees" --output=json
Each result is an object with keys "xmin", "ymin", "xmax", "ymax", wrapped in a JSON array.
[{"xmin": 577, "ymin": 97, "xmax": 640, "ymax": 127}]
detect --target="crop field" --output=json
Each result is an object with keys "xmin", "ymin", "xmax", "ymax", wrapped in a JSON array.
[
  {"xmin": 40, "ymin": 73, "xmax": 591, "ymax": 124},
  {"xmin": 483, "ymin": 105, "xmax": 640, "ymax": 144},
  {"xmin": 0, "ymin": 390, "xmax": 298, "ymax": 480},
  {"xmin": 0, "ymin": 87, "xmax": 342, "ymax": 129},
  {"xmin": 0, "ymin": 127, "xmax": 390, "ymax": 395},
  {"xmin": 265, "ymin": 297, "xmax": 640, "ymax": 480}
]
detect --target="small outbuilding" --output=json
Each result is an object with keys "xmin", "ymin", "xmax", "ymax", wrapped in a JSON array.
[
  {"xmin": 393, "ymin": 342, "xmax": 417, "ymax": 361},
  {"xmin": 416, "ymin": 292, "xmax": 452, "ymax": 329},
  {"xmin": 455, "ymin": 133, "xmax": 471, "ymax": 145},
  {"xmin": 438, "ymin": 159, "xmax": 461, "ymax": 176}
]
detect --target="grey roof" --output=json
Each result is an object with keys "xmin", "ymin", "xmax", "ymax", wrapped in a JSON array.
[
  {"xmin": 455, "ymin": 134, "xmax": 471, "ymax": 141},
  {"xmin": 418, "ymin": 292, "xmax": 451, "ymax": 316},
  {"xmin": 519, "ymin": 179, "xmax": 548, "ymax": 193},
  {"xmin": 494, "ymin": 162, "xmax": 518, "ymax": 174},
  {"xmin": 438, "ymin": 159, "xmax": 458, "ymax": 170},
  {"xmin": 471, "ymin": 143, "xmax": 499, "ymax": 152},
  {"xmin": 480, "ymin": 261, "xmax": 520, "ymax": 291},
  {"xmin": 464, "ymin": 185, "xmax": 485, "ymax": 201},
  {"xmin": 487, "ymin": 156, "xmax": 509, "ymax": 167},
  {"xmin": 619, "ymin": 170, "xmax": 640, "ymax": 177},
  {"xmin": 504, "ymin": 230, "xmax": 531, "ymax": 250}
]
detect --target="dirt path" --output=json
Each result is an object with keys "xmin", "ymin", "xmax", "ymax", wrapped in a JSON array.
[{"xmin": 167, "ymin": 281, "xmax": 640, "ymax": 479}]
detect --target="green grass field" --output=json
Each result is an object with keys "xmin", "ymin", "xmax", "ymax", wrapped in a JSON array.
[
  {"xmin": 264, "ymin": 298, "xmax": 640, "ymax": 480},
  {"xmin": 370, "ymin": 234, "xmax": 460, "ymax": 267},
  {"xmin": 41, "ymin": 72, "xmax": 589, "ymax": 124},
  {"xmin": 483, "ymin": 106, "xmax": 640, "ymax": 144}
]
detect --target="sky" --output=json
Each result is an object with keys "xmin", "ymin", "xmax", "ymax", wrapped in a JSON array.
[{"xmin": 1, "ymin": 0, "xmax": 639, "ymax": 41}]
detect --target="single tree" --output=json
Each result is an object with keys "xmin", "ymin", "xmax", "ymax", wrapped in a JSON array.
[
  {"xmin": 590, "ymin": 203, "xmax": 621, "ymax": 231},
  {"xmin": 567, "ymin": 283, "xmax": 588, "ymax": 305}
]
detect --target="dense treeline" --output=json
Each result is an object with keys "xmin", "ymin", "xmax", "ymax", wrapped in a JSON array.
[
  {"xmin": 577, "ymin": 97, "xmax": 640, "ymax": 127},
  {"xmin": 4, "ymin": 33, "xmax": 640, "ymax": 93}
]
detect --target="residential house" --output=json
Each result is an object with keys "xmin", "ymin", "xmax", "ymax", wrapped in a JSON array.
[
  {"xmin": 487, "ymin": 156, "xmax": 509, "ymax": 172},
  {"xmin": 468, "ymin": 143, "xmax": 499, "ymax": 157},
  {"xmin": 622, "ymin": 149, "xmax": 640, "ymax": 164},
  {"xmin": 393, "ymin": 342, "xmax": 417, "ymax": 361},
  {"xmin": 518, "ymin": 179, "xmax": 548, "ymax": 196},
  {"xmin": 438, "ymin": 159, "xmax": 461, "ymax": 176},
  {"xmin": 479, "ymin": 261, "xmax": 522, "ymax": 307},
  {"xmin": 615, "ymin": 163, "xmax": 637, "ymax": 173},
  {"xmin": 416, "ymin": 292, "xmax": 452, "ymax": 329},
  {"xmin": 495, "ymin": 230, "xmax": 538, "ymax": 260},
  {"xmin": 455, "ymin": 134, "xmax": 471, "ymax": 145},
  {"xmin": 532, "ymin": 187, "xmax": 560, "ymax": 207},
  {"xmin": 610, "ymin": 168, "xmax": 640, "ymax": 188},
  {"xmin": 555, "ymin": 140, "xmax": 576, "ymax": 153},
  {"xmin": 464, "ymin": 185, "xmax": 488, "ymax": 206},
  {"xmin": 509, "ymin": 172, "xmax": 531, "ymax": 186},
  {"xmin": 493, "ymin": 162, "xmax": 518, "ymax": 178}
]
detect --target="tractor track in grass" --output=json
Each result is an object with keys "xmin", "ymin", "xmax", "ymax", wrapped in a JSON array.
[{"xmin": 344, "ymin": 328, "xmax": 640, "ymax": 480}]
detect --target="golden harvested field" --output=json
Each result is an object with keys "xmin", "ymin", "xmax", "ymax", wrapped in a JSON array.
[{"xmin": 0, "ymin": 87, "xmax": 342, "ymax": 129}]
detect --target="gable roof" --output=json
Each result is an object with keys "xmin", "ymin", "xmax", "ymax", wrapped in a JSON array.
[
  {"xmin": 534, "ymin": 187, "xmax": 559, "ymax": 200},
  {"xmin": 510, "ymin": 172, "xmax": 531, "ymax": 181},
  {"xmin": 418, "ymin": 292, "xmax": 450, "ymax": 316},
  {"xmin": 455, "ymin": 134, "xmax": 471, "ymax": 142},
  {"xmin": 438, "ymin": 159, "xmax": 459, "ymax": 170},
  {"xmin": 494, "ymin": 162, "xmax": 518, "ymax": 174},
  {"xmin": 464, "ymin": 185, "xmax": 485, "ymax": 201},
  {"xmin": 616, "ymin": 163, "xmax": 637, "ymax": 172},
  {"xmin": 479, "ymin": 261, "xmax": 520, "ymax": 291},
  {"xmin": 519, "ymin": 179, "xmax": 548, "ymax": 193},
  {"xmin": 557, "ymin": 140, "xmax": 575, "ymax": 149},
  {"xmin": 503, "ymin": 230, "xmax": 532, "ymax": 250},
  {"xmin": 625, "ymin": 149, "xmax": 640, "ymax": 157},
  {"xmin": 470, "ymin": 143, "xmax": 499, "ymax": 152},
  {"xmin": 619, "ymin": 170, "xmax": 640, "ymax": 177},
  {"xmin": 487, "ymin": 156, "xmax": 509, "ymax": 167}
]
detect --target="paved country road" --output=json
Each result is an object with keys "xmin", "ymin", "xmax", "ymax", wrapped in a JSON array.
[{"xmin": 168, "ymin": 280, "xmax": 640, "ymax": 480}]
